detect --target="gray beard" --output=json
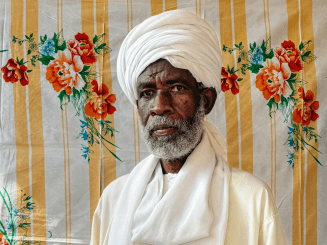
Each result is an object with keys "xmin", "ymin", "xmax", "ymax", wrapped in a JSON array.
[{"xmin": 140, "ymin": 97, "xmax": 206, "ymax": 160}]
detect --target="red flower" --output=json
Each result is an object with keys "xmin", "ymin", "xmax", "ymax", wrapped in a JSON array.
[
  {"xmin": 281, "ymin": 40, "xmax": 303, "ymax": 72},
  {"xmin": 84, "ymin": 80, "xmax": 116, "ymax": 119},
  {"xmin": 1, "ymin": 58, "xmax": 29, "ymax": 86},
  {"xmin": 74, "ymin": 33, "xmax": 97, "ymax": 65},
  {"xmin": 221, "ymin": 67, "xmax": 239, "ymax": 95},
  {"xmin": 292, "ymin": 87, "xmax": 319, "ymax": 126}
]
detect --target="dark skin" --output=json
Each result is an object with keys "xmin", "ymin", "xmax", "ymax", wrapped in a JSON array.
[{"xmin": 136, "ymin": 59, "xmax": 217, "ymax": 174}]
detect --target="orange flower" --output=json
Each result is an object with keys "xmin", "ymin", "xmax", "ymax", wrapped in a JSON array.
[
  {"xmin": 74, "ymin": 33, "xmax": 97, "ymax": 65},
  {"xmin": 281, "ymin": 40, "xmax": 303, "ymax": 72},
  {"xmin": 1, "ymin": 58, "xmax": 29, "ymax": 86},
  {"xmin": 221, "ymin": 67, "xmax": 239, "ymax": 95},
  {"xmin": 255, "ymin": 57, "xmax": 292, "ymax": 102},
  {"xmin": 46, "ymin": 49, "xmax": 85, "ymax": 95},
  {"xmin": 0, "ymin": 233, "xmax": 9, "ymax": 245},
  {"xmin": 84, "ymin": 80, "xmax": 116, "ymax": 119},
  {"xmin": 292, "ymin": 87, "xmax": 319, "ymax": 126}
]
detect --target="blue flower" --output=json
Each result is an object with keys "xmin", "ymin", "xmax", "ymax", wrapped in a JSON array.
[
  {"xmin": 249, "ymin": 47, "xmax": 264, "ymax": 65},
  {"xmin": 81, "ymin": 131, "xmax": 88, "ymax": 141},
  {"xmin": 40, "ymin": 39, "xmax": 55, "ymax": 56},
  {"xmin": 81, "ymin": 144, "xmax": 90, "ymax": 162},
  {"xmin": 45, "ymin": 39, "xmax": 55, "ymax": 47},
  {"xmin": 287, "ymin": 126, "xmax": 295, "ymax": 135},
  {"xmin": 287, "ymin": 138, "xmax": 294, "ymax": 147},
  {"xmin": 6, "ymin": 217, "xmax": 13, "ymax": 230},
  {"xmin": 80, "ymin": 120, "xmax": 88, "ymax": 129},
  {"xmin": 13, "ymin": 208, "xmax": 19, "ymax": 216}
]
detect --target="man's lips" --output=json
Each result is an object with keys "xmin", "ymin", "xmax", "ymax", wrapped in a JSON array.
[{"xmin": 151, "ymin": 126, "xmax": 178, "ymax": 136}]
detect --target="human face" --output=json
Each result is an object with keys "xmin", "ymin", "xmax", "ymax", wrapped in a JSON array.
[
  {"xmin": 136, "ymin": 59, "xmax": 207, "ymax": 159},
  {"xmin": 136, "ymin": 59, "xmax": 202, "ymax": 135}
]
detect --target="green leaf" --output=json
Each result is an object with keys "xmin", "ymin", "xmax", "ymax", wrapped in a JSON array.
[
  {"xmin": 299, "ymin": 42, "xmax": 304, "ymax": 51},
  {"xmin": 248, "ymin": 64, "xmax": 263, "ymax": 73},
  {"xmin": 267, "ymin": 98, "xmax": 275, "ymax": 110},
  {"xmin": 52, "ymin": 32, "xmax": 58, "ymax": 45},
  {"xmin": 58, "ymin": 90, "xmax": 69, "ymax": 104},
  {"xmin": 27, "ymin": 49, "xmax": 32, "ymax": 55},
  {"xmin": 93, "ymin": 35, "xmax": 98, "ymax": 44},
  {"xmin": 25, "ymin": 35, "xmax": 30, "ymax": 40},
  {"xmin": 80, "ymin": 65, "xmax": 90, "ymax": 74},
  {"xmin": 0, "ymin": 50, "xmax": 8, "ymax": 53},
  {"xmin": 238, "ymin": 57, "xmax": 241, "ymax": 63},
  {"xmin": 30, "ymin": 33, "xmax": 33, "ymax": 38},
  {"xmin": 237, "ymin": 78, "xmax": 243, "ymax": 82},
  {"xmin": 57, "ymin": 41, "xmax": 66, "ymax": 51},
  {"xmin": 38, "ymin": 54, "xmax": 55, "ymax": 65},
  {"xmin": 26, "ymin": 70, "xmax": 32, "ymax": 73},
  {"xmin": 301, "ymin": 51, "xmax": 311, "ymax": 61},
  {"xmin": 266, "ymin": 49, "xmax": 274, "ymax": 59},
  {"xmin": 95, "ymin": 43, "xmax": 106, "ymax": 51},
  {"xmin": 289, "ymin": 73, "xmax": 297, "ymax": 80}
]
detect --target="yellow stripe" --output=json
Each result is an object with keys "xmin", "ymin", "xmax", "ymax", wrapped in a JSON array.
[
  {"xmin": 286, "ymin": 0, "xmax": 304, "ymax": 244},
  {"xmin": 64, "ymin": 102, "xmax": 72, "ymax": 243},
  {"xmin": 25, "ymin": 0, "xmax": 47, "ymax": 241},
  {"xmin": 96, "ymin": 0, "xmax": 117, "ymax": 187},
  {"xmin": 81, "ymin": 0, "xmax": 101, "ymax": 232},
  {"xmin": 11, "ymin": 0, "xmax": 30, "ymax": 240},
  {"xmin": 274, "ymin": 106, "xmax": 277, "ymax": 200},
  {"xmin": 300, "ymin": 0, "xmax": 318, "ymax": 243},
  {"xmin": 270, "ymin": 115, "xmax": 273, "ymax": 190},
  {"xmin": 165, "ymin": 0, "xmax": 177, "ymax": 11},
  {"xmin": 233, "ymin": 0, "xmax": 254, "ymax": 173},
  {"xmin": 151, "ymin": 0, "xmax": 163, "ymax": 16},
  {"xmin": 199, "ymin": 0, "xmax": 201, "ymax": 18},
  {"xmin": 219, "ymin": 0, "xmax": 239, "ymax": 169},
  {"xmin": 195, "ymin": 0, "xmax": 198, "ymax": 16},
  {"xmin": 61, "ymin": 108, "xmax": 68, "ymax": 245}
]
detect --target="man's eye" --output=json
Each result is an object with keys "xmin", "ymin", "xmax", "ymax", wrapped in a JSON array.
[
  {"xmin": 171, "ymin": 85, "xmax": 185, "ymax": 92},
  {"xmin": 141, "ymin": 90, "xmax": 154, "ymax": 97}
]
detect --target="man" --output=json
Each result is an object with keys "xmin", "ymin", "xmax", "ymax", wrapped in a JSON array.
[{"xmin": 90, "ymin": 10, "xmax": 288, "ymax": 245}]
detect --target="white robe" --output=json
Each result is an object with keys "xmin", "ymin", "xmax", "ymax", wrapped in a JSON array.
[{"xmin": 90, "ymin": 166, "xmax": 288, "ymax": 245}]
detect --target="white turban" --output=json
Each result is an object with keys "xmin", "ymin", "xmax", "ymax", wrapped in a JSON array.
[{"xmin": 117, "ymin": 9, "xmax": 223, "ymax": 106}]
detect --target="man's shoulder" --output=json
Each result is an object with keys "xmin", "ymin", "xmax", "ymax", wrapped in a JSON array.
[
  {"xmin": 228, "ymin": 167, "xmax": 278, "ymax": 214},
  {"xmin": 230, "ymin": 167, "xmax": 270, "ymax": 193}
]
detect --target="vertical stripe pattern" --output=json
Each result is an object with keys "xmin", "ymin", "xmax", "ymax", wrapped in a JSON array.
[{"xmin": 1, "ymin": 1, "xmax": 326, "ymax": 244}]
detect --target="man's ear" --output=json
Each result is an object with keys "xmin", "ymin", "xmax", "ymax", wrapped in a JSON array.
[{"xmin": 201, "ymin": 88, "xmax": 217, "ymax": 115}]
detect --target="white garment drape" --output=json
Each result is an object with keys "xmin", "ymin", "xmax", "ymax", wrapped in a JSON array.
[{"xmin": 107, "ymin": 123, "xmax": 231, "ymax": 245}]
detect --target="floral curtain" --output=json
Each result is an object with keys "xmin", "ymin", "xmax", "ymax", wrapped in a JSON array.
[{"xmin": 0, "ymin": 0, "xmax": 326, "ymax": 244}]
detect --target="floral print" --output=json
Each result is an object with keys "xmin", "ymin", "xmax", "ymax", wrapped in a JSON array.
[
  {"xmin": 1, "ymin": 58, "xmax": 29, "ymax": 86},
  {"xmin": 45, "ymin": 49, "xmax": 85, "ymax": 94},
  {"xmin": 221, "ymin": 67, "xmax": 240, "ymax": 95},
  {"xmin": 84, "ymin": 80, "xmax": 116, "ymax": 119},
  {"xmin": 255, "ymin": 57, "xmax": 292, "ymax": 102},
  {"xmin": 292, "ymin": 87, "xmax": 319, "ymax": 126},
  {"xmin": 3, "ymin": 30, "xmax": 119, "ymax": 162},
  {"xmin": 222, "ymin": 38, "xmax": 321, "ymax": 166}
]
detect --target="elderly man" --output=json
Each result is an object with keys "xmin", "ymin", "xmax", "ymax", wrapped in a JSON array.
[{"xmin": 90, "ymin": 10, "xmax": 288, "ymax": 245}]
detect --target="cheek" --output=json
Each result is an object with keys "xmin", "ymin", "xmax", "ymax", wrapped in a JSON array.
[{"xmin": 172, "ymin": 94, "xmax": 198, "ymax": 119}]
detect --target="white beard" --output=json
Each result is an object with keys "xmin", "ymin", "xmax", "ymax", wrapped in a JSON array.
[{"xmin": 140, "ymin": 96, "xmax": 206, "ymax": 160}]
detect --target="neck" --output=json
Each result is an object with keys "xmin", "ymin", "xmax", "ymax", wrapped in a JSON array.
[{"xmin": 160, "ymin": 157, "xmax": 187, "ymax": 174}]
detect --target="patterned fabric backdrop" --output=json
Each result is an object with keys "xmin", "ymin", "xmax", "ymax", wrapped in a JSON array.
[{"xmin": 0, "ymin": 0, "xmax": 326, "ymax": 244}]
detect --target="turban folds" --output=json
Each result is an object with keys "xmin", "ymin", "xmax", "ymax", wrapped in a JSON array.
[{"xmin": 117, "ymin": 9, "xmax": 223, "ymax": 106}]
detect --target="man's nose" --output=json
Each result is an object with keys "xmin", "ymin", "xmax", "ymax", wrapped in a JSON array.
[{"xmin": 149, "ymin": 90, "xmax": 173, "ymax": 116}]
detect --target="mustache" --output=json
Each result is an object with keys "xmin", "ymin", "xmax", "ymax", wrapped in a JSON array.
[{"xmin": 144, "ymin": 116, "xmax": 187, "ymax": 132}]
